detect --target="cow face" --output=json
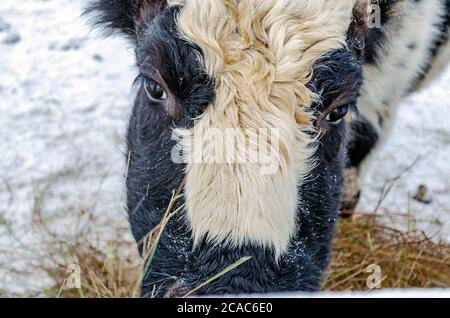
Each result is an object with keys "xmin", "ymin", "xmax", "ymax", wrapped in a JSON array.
[{"xmin": 87, "ymin": 0, "xmax": 363, "ymax": 296}]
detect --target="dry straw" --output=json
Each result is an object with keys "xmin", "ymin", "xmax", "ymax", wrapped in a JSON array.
[{"xmin": 3, "ymin": 192, "xmax": 448, "ymax": 297}]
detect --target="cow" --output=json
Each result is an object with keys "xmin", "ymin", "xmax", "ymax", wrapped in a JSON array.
[{"xmin": 85, "ymin": 0, "xmax": 450, "ymax": 297}]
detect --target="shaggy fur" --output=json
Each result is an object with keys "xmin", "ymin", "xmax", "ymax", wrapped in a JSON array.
[{"xmin": 171, "ymin": 0, "xmax": 355, "ymax": 257}]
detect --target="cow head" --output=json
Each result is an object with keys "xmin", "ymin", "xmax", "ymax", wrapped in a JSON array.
[{"xmin": 86, "ymin": 0, "xmax": 365, "ymax": 297}]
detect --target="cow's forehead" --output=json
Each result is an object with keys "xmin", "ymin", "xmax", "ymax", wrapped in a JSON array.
[
  {"xmin": 169, "ymin": 0, "xmax": 356, "ymax": 123},
  {"xmin": 169, "ymin": 0, "xmax": 356, "ymax": 256},
  {"xmin": 170, "ymin": 0, "xmax": 355, "ymax": 79},
  {"xmin": 167, "ymin": 0, "xmax": 357, "ymax": 124}
]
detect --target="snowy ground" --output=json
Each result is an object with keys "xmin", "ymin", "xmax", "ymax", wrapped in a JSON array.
[
  {"xmin": 0, "ymin": 0, "xmax": 449, "ymax": 295},
  {"xmin": 357, "ymin": 69, "xmax": 450, "ymax": 240}
]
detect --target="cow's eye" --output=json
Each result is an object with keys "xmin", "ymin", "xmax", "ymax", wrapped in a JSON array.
[
  {"xmin": 326, "ymin": 105, "xmax": 349, "ymax": 124},
  {"xmin": 144, "ymin": 78, "xmax": 167, "ymax": 101}
]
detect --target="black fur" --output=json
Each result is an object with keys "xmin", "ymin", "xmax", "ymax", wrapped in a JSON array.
[
  {"xmin": 84, "ymin": 0, "xmax": 167, "ymax": 39},
  {"xmin": 346, "ymin": 116, "xmax": 379, "ymax": 169},
  {"xmin": 85, "ymin": 0, "xmax": 141, "ymax": 38}
]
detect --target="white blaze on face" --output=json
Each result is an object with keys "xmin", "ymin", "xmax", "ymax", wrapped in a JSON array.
[{"xmin": 169, "ymin": 0, "xmax": 356, "ymax": 257}]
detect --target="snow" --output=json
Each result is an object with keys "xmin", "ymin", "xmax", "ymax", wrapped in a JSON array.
[
  {"xmin": 0, "ymin": 0, "xmax": 448, "ymax": 295},
  {"xmin": 358, "ymin": 67, "xmax": 450, "ymax": 242},
  {"xmin": 0, "ymin": 0, "xmax": 136, "ymax": 293}
]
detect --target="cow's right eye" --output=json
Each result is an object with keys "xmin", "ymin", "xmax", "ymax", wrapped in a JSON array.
[
  {"xmin": 326, "ymin": 104, "xmax": 349, "ymax": 124},
  {"xmin": 144, "ymin": 78, "xmax": 168, "ymax": 101}
]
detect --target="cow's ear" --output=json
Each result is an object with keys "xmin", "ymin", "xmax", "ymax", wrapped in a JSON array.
[{"xmin": 85, "ymin": 0, "xmax": 167, "ymax": 40}]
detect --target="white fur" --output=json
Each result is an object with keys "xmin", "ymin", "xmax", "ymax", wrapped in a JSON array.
[{"xmin": 170, "ymin": 0, "xmax": 356, "ymax": 257}]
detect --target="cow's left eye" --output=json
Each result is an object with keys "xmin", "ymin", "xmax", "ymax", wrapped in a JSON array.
[
  {"xmin": 144, "ymin": 78, "xmax": 168, "ymax": 101},
  {"xmin": 326, "ymin": 105, "xmax": 349, "ymax": 124}
]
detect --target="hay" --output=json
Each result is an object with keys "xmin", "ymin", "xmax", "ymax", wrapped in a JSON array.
[
  {"xmin": 32, "ymin": 211, "xmax": 142, "ymax": 298},
  {"xmin": 323, "ymin": 214, "xmax": 450, "ymax": 290},
  {"xmin": 6, "ymin": 205, "xmax": 449, "ymax": 297}
]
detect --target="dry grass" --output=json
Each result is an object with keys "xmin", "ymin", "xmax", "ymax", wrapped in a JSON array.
[
  {"xmin": 27, "ymin": 185, "xmax": 251, "ymax": 298},
  {"xmin": 31, "ymin": 209, "xmax": 142, "ymax": 298},
  {"xmin": 4, "ymin": 199, "xmax": 449, "ymax": 297},
  {"xmin": 323, "ymin": 214, "xmax": 450, "ymax": 290},
  {"xmin": 41, "ymin": 233, "xmax": 142, "ymax": 298}
]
